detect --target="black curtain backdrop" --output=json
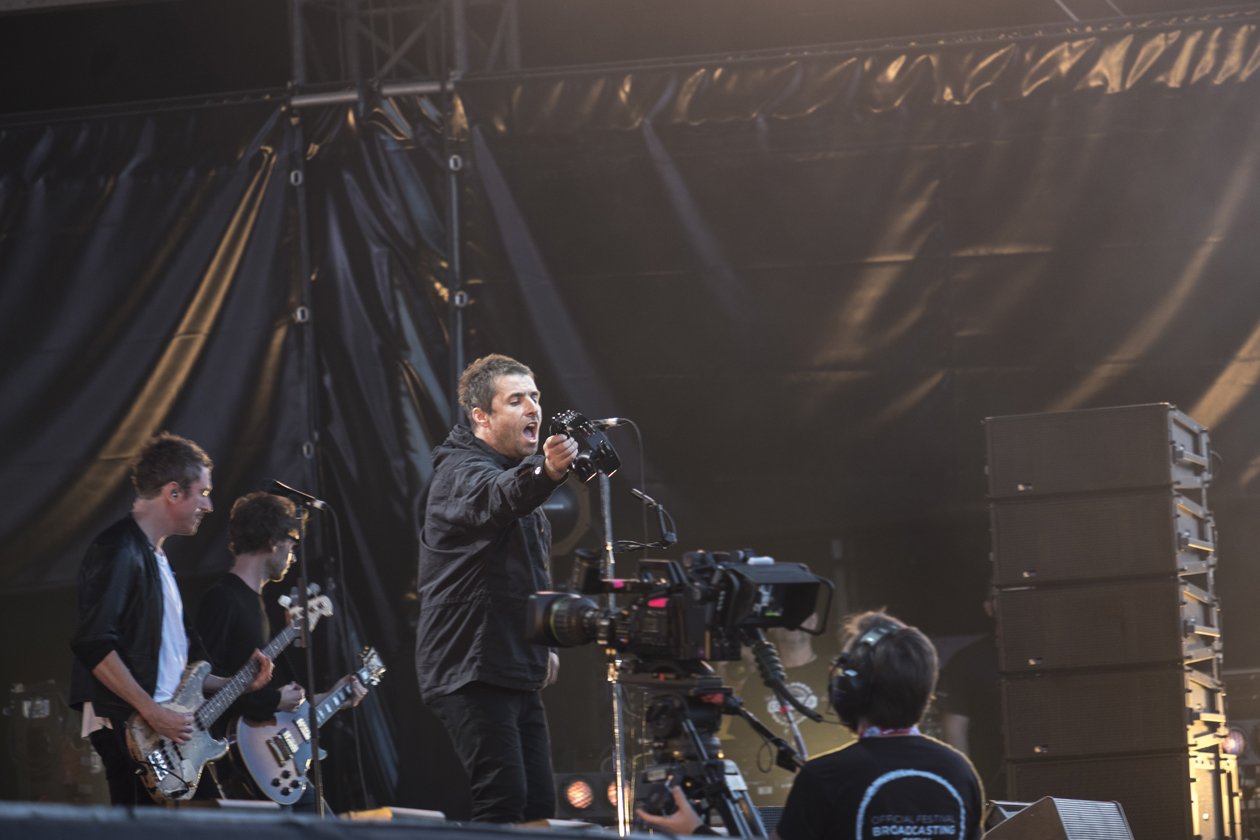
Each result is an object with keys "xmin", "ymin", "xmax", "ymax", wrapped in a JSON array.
[
  {"xmin": 457, "ymin": 8, "xmax": 1260, "ymax": 646},
  {"xmin": 2, "ymin": 5, "xmax": 1260, "ymax": 810}
]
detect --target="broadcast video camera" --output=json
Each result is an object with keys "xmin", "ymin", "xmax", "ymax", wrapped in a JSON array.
[{"xmin": 526, "ymin": 549, "xmax": 831, "ymax": 666}]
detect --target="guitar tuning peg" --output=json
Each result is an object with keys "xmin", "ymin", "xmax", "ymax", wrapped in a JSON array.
[
  {"xmin": 278, "ymin": 595, "xmax": 292, "ymax": 608},
  {"xmin": 310, "ymin": 583, "xmax": 322, "ymax": 595}
]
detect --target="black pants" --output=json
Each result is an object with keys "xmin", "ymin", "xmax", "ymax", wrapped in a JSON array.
[
  {"xmin": 427, "ymin": 682, "xmax": 556, "ymax": 823},
  {"xmin": 90, "ymin": 720, "xmax": 157, "ymax": 806}
]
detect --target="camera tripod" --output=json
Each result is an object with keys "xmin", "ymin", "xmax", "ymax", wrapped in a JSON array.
[{"xmin": 616, "ymin": 663, "xmax": 776, "ymax": 838}]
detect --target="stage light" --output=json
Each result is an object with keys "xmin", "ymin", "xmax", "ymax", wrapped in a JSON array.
[
  {"xmin": 555, "ymin": 772, "xmax": 618, "ymax": 825},
  {"xmin": 564, "ymin": 778, "xmax": 595, "ymax": 810},
  {"xmin": 1223, "ymin": 726, "xmax": 1248, "ymax": 756}
]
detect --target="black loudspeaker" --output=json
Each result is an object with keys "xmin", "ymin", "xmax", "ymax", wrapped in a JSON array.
[
  {"xmin": 983, "ymin": 796, "xmax": 1133, "ymax": 840},
  {"xmin": 985, "ymin": 403, "xmax": 1209, "ymax": 499},
  {"xmin": 1001, "ymin": 666, "xmax": 1222, "ymax": 760},
  {"xmin": 1008, "ymin": 752, "xmax": 1238, "ymax": 840},
  {"xmin": 996, "ymin": 578, "xmax": 1219, "ymax": 672},
  {"xmin": 990, "ymin": 489, "xmax": 1214, "ymax": 586}
]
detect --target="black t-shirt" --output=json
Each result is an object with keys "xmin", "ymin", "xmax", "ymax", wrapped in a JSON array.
[
  {"xmin": 934, "ymin": 633, "xmax": 1002, "ymax": 791},
  {"xmin": 775, "ymin": 735, "xmax": 983, "ymax": 840},
  {"xmin": 194, "ymin": 573, "xmax": 283, "ymax": 732}
]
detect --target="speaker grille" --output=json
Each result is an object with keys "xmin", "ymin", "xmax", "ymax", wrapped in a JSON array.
[
  {"xmin": 1002, "ymin": 666, "xmax": 1220, "ymax": 759},
  {"xmin": 997, "ymin": 578, "xmax": 1218, "ymax": 672},
  {"xmin": 985, "ymin": 796, "xmax": 1133, "ymax": 840},
  {"xmin": 985, "ymin": 403, "xmax": 1209, "ymax": 498},
  {"xmin": 991, "ymin": 490, "xmax": 1213, "ymax": 586}
]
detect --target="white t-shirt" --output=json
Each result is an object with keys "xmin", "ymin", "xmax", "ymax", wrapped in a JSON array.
[{"xmin": 153, "ymin": 548, "xmax": 189, "ymax": 703}]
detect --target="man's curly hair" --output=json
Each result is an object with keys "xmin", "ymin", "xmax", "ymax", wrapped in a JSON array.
[{"xmin": 228, "ymin": 492, "xmax": 301, "ymax": 556}]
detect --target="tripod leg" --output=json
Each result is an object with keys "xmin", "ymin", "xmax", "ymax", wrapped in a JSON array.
[{"xmin": 679, "ymin": 720, "xmax": 768, "ymax": 838}]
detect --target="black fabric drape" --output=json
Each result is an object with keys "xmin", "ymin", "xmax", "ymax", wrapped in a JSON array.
[
  {"xmin": 299, "ymin": 97, "xmax": 470, "ymax": 813},
  {"xmin": 456, "ymin": 10, "xmax": 1260, "ymax": 640},
  {"xmin": 0, "ymin": 104, "xmax": 309, "ymax": 587}
]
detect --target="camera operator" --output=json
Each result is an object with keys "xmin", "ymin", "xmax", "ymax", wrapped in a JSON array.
[
  {"xmin": 637, "ymin": 610, "xmax": 983, "ymax": 840},
  {"xmin": 414, "ymin": 354, "xmax": 578, "ymax": 823}
]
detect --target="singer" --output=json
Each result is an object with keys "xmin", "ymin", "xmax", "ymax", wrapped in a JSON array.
[{"xmin": 414, "ymin": 354, "xmax": 578, "ymax": 823}]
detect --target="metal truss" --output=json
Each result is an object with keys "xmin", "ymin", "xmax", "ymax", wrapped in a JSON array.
[{"xmin": 292, "ymin": 0, "xmax": 519, "ymax": 91}]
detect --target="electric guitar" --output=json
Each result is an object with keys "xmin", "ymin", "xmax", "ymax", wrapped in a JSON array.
[
  {"xmin": 126, "ymin": 590, "xmax": 334, "ymax": 802},
  {"xmin": 232, "ymin": 647, "xmax": 385, "ymax": 805}
]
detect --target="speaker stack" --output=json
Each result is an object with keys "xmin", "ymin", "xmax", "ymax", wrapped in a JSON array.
[{"xmin": 985, "ymin": 403, "xmax": 1240, "ymax": 840}]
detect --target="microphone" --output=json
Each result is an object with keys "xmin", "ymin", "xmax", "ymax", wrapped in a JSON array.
[
  {"xmin": 270, "ymin": 480, "xmax": 330, "ymax": 512},
  {"xmin": 591, "ymin": 417, "xmax": 627, "ymax": 430},
  {"xmin": 630, "ymin": 487, "xmax": 678, "ymax": 547}
]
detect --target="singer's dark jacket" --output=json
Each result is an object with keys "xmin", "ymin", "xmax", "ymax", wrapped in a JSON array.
[
  {"xmin": 69, "ymin": 516, "xmax": 201, "ymax": 721},
  {"xmin": 414, "ymin": 424, "xmax": 560, "ymax": 702}
]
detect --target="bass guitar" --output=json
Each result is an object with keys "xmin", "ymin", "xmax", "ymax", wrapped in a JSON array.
[
  {"xmin": 126, "ymin": 590, "xmax": 334, "ymax": 802},
  {"xmin": 232, "ymin": 647, "xmax": 385, "ymax": 804}
]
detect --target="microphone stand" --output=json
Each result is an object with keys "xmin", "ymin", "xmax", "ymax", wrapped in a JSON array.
[
  {"xmin": 595, "ymin": 469, "xmax": 635, "ymax": 836},
  {"xmin": 292, "ymin": 503, "xmax": 326, "ymax": 816}
]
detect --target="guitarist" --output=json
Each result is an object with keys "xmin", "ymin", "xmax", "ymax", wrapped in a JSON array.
[
  {"xmin": 70, "ymin": 432, "xmax": 275, "ymax": 806},
  {"xmin": 194, "ymin": 491, "xmax": 365, "ymax": 805}
]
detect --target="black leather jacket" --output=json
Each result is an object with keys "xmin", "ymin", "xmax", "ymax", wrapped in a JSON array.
[{"xmin": 69, "ymin": 516, "xmax": 168, "ymax": 720}]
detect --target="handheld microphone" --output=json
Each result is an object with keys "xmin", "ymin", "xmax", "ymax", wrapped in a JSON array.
[{"xmin": 270, "ymin": 480, "xmax": 330, "ymax": 512}]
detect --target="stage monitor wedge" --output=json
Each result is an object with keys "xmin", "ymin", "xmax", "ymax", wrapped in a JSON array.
[{"xmin": 983, "ymin": 796, "xmax": 1133, "ymax": 840}]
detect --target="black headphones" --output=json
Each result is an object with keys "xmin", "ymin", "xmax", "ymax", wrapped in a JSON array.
[{"xmin": 830, "ymin": 621, "xmax": 898, "ymax": 728}]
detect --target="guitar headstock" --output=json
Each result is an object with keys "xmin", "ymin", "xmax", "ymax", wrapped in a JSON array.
[
  {"xmin": 278, "ymin": 585, "xmax": 334, "ymax": 639},
  {"xmin": 358, "ymin": 647, "xmax": 387, "ymax": 686}
]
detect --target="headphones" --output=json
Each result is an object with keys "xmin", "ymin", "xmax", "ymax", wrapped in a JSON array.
[{"xmin": 830, "ymin": 621, "xmax": 898, "ymax": 728}]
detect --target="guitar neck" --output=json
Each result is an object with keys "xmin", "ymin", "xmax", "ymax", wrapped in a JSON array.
[
  {"xmin": 195, "ymin": 622, "xmax": 300, "ymax": 729},
  {"xmin": 311, "ymin": 663, "xmax": 373, "ymax": 728}
]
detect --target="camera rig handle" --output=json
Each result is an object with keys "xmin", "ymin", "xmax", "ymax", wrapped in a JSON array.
[
  {"xmin": 742, "ymin": 629, "xmax": 825, "ymax": 725},
  {"xmin": 712, "ymin": 692, "xmax": 807, "ymax": 774}
]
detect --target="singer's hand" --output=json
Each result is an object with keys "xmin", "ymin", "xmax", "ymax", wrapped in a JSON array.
[{"xmin": 543, "ymin": 434, "xmax": 578, "ymax": 481}]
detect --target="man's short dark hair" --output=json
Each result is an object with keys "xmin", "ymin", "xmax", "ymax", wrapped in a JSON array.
[
  {"xmin": 132, "ymin": 432, "xmax": 213, "ymax": 498},
  {"xmin": 839, "ymin": 610, "xmax": 939, "ymax": 729},
  {"xmin": 458, "ymin": 354, "xmax": 533, "ymax": 424},
  {"xmin": 229, "ymin": 492, "xmax": 300, "ymax": 556}
]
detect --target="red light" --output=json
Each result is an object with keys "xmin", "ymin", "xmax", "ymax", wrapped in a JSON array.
[{"xmin": 648, "ymin": 597, "xmax": 668, "ymax": 608}]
